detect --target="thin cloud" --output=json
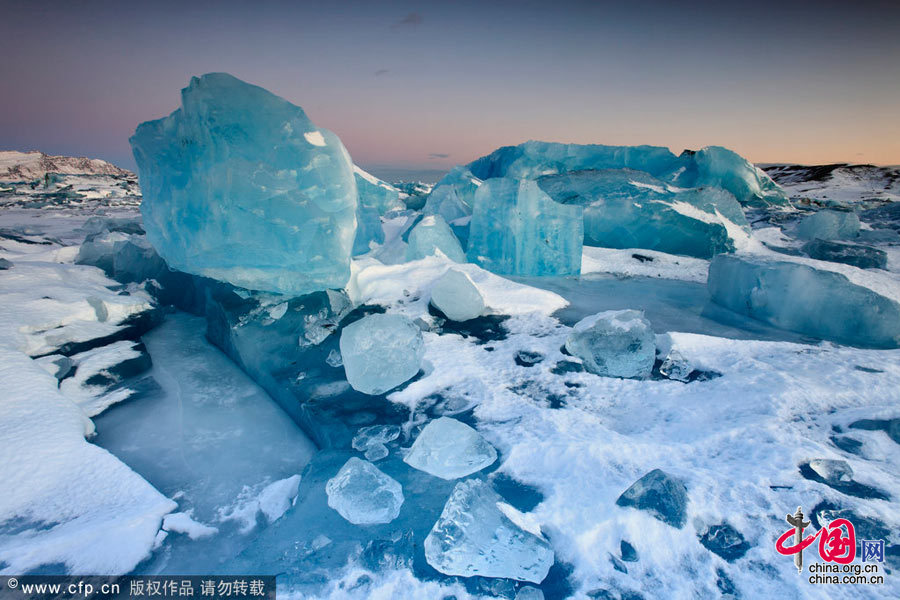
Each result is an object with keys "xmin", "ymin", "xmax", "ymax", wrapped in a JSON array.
[
  {"xmin": 375, "ymin": 69, "xmax": 389, "ymax": 76},
  {"xmin": 395, "ymin": 12, "xmax": 423, "ymax": 27},
  {"xmin": 428, "ymin": 152, "xmax": 450, "ymax": 159}
]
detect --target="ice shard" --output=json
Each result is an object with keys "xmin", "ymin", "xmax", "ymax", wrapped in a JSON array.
[
  {"xmin": 424, "ymin": 479, "xmax": 554, "ymax": 583},
  {"xmin": 406, "ymin": 215, "xmax": 467, "ymax": 262},
  {"xmin": 325, "ymin": 457, "xmax": 404, "ymax": 525},
  {"xmin": 404, "ymin": 417, "xmax": 497, "ymax": 480},
  {"xmin": 130, "ymin": 73, "xmax": 358, "ymax": 295}
]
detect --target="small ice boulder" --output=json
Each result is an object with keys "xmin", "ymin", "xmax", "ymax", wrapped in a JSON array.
[
  {"xmin": 659, "ymin": 349, "xmax": 692, "ymax": 382},
  {"xmin": 808, "ymin": 459, "xmax": 853, "ymax": 483},
  {"xmin": 406, "ymin": 214, "xmax": 466, "ymax": 262},
  {"xmin": 404, "ymin": 417, "xmax": 498, "ymax": 480},
  {"xmin": 795, "ymin": 210, "xmax": 860, "ymax": 241},
  {"xmin": 352, "ymin": 424, "xmax": 401, "ymax": 462},
  {"xmin": 339, "ymin": 313, "xmax": 425, "ymax": 395},
  {"xmin": 130, "ymin": 73, "xmax": 358, "ymax": 295},
  {"xmin": 802, "ymin": 239, "xmax": 887, "ymax": 270},
  {"xmin": 424, "ymin": 479, "xmax": 554, "ymax": 583},
  {"xmin": 698, "ymin": 523, "xmax": 750, "ymax": 561},
  {"xmin": 516, "ymin": 587, "xmax": 545, "ymax": 600},
  {"xmin": 467, "ymin": 178, "xmax": 583, "ymax": 276},
  {"xmin": 565, "ymin": 310, "xmax": 655, "ymax": 379},
  {"xmin": 430, "ymin": 269, "xmax": 485, "ymax": 321},
  {"xmin": 708, "ymin": 254, "xmax": 900, "ymax": 348},
  {"xmin": 616, "ymin": 469, "xmax": 688, "ymax": 529},
  {"xmin": 325, "ymin": 457, "xmax": 404, "ymax": 525}
]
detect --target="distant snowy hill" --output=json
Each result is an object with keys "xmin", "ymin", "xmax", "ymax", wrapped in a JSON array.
[
  {"xmin": 0, "ymin": 150, "xmax": 132, "ymax": 181},
  {"xmin": 761, "ymin": 162, "xmax": 900, "ymax": 206}
]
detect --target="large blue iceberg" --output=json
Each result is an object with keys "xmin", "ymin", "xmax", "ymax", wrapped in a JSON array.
[
  {"xmin": 537, "ymin": 168, "xmax": 749, "ymax": 258},
  {"xmin": 130, "ymin": 73, "xmax": 358, "ymax": 295},
  {"xmin": 465, "ymin": 141, "xmax": 788, "ymax": 208},
  {"xmin": 467, "ymin": 178, "xmax": 583, "ymax": 276}
]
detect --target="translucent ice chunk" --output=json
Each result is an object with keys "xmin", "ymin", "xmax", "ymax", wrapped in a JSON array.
[
  {"xmin": 424, "ymin": 479, "xmax": 554, "ymax": 583},
  {"xmin": 616, "ymin": 468, "xmax": 688, "ymax": 528},
  {"xmin": 325, "ymin": 457, "xmax": 404, "ymax": 525},
  {"xmin": 339, "ymin": 313, "xmax": 425, "ymax": 395},
  {"xmin": 808, "ymin": 459, "xmax": 853, "ymax": 483},
  {"xmin": 429, "ymin": 269, "xmax": 485, "ymax": 321},
  {"xmin": 795, "ymin": 209, "xmax": 861, "ymax": 241},
  {"xmin": 130, "ymin": 73, "xmax": 358, "ymax": 295},
  {"xmin": 353, "ymin": 166, "xmax": 403, "ymax": 256},
  {"xmin": 404, "ymin": 417, "xmax": 498, "ymax": 480},
  {"xmin": 565, "ymin": 309, "xmax": 656, "ymax": 379},
  {"xmin": 467, "ymin": 178, "xmax": 583, "ymax": 276},
  {"xmin": 708, "ymin": 254, "xmax": 900, "ymax": 348},
  {"xmin": 352, "ymin": 424, "xmax": 401, "ymax": 452},
  {"xmin": 406, "ymin": 215, "xmax": 466, "ymax": 262}
]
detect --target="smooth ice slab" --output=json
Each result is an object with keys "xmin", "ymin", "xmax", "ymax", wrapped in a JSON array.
[
  {"xmin": 467, "ymin": 178, "xmax": 583, "ymax": 276},
  {"xmin": 406, "ymin": 215, "xmax": 466, "ymax": 263},
  {"xmin": 325, "ymin": 457, "xmax": 404, "ymax": 525},
  {"xmin": 538, "ymin": 169, "xmax": 748, "ymax": 258},
  {"xmin": 130, "ymin": 73, "xmax": 358, "ymax": 295},
  {"xmin": 429, "ymin": 269, "xmax": 485, "ymax": 321},
  {"xmin": 565, "ymin": 309, "xmax": 655, "ymax": 379},
  {"xmin": 339, "ymin": 313, "xmax": 425, "ymax": 395},
  {"xmin": 708, "ymin": 254, "xmax": 900, "ymax": 348},
  {"xmin": 795, "ymin": 209, "xmax": 861, "ymax": 241},
  {"xmin": 353, "ymin": 166, "xmax": 403, "ymax": 256},
  {"xmin": 404, "ymin": 417, "xmax": 497, "ymax": 480},
  {"xmin": 424, "ymin": 479, "xmax": 554, "ymax": 583}
]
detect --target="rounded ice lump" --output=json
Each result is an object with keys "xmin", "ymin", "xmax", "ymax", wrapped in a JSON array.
[
  {"xmin": 339, "ymin": 313, "xmax": 424, "ymax": 395},
  {"xmin": 325, "ymin": 457, "xmax": 404, "ymax": 525},
  {"xmin": 130, "ymin": 73, "xmax": 358, "ymax": 295},
  {"xmin": 404, "ymin": 416, "xmax": 497, "ymax": 479},
  {"xmin": 424, "ymin": 479, "xmax": 554, "ymax": 583},
  {"xmin": 565, "ymin": 309, "xmax": 656, "ymax": 379},
  {"xmin": 429, "ymin": 269, "xmax": 485, "ymax": 321}
]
